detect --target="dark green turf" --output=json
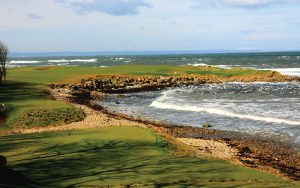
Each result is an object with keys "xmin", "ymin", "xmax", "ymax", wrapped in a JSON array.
[{"xmin": 0, "ymin": 126, "xmax": 296, "ymax": 187}]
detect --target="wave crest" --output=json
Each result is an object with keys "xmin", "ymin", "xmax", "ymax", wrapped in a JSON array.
[
  {"xmin": 9, "ymin": 60, "xmax": 41, "ymax": 64},
  {"xmin": 150, "ymin": 90, "xmax": 300, "ymax": 125},
  {"xmin": 48, "ymin": 59, "xmax": 97, "ymax": 63}
]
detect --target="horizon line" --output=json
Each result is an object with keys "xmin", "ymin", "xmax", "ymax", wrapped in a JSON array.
[{"xmin": 9, "ymin": 49, "xmax": 300, "ymax": 57}]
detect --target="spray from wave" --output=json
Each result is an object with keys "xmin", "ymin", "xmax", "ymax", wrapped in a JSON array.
[
  {"xmin": 48, "ymin": 59, "xmax": 97, "ymax": 63},
  {"xmin": 9, "ymin": 60, "xmax": 41, "ymax": 64}
]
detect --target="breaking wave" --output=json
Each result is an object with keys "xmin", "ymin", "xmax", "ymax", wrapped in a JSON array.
[
  {"xmin": 9, "ymin": 60, "xmax": 41, "ymax": 64},
  {"xmin": 48, "ymin": 59, "xmax": 97, "ymax": 63},
  {"xmin": 150, "ymin": 90, "xmax": 300, "ymax": 125},
  {"xmin": 269, "ymin": 68, "xmax": 300, "ymax": 77}
]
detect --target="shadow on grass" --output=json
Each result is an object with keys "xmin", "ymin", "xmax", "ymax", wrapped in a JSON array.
[
  {"xmin": 0, "ymin": 155, "xmax": 37, "ymax": 188},
  {"xmin": 0, "ymin": 81, "xmax": 47, "ymax": 103},
  {"xmin": 0, "ymin": 134, "xmax": 284, "ymax": 187}
]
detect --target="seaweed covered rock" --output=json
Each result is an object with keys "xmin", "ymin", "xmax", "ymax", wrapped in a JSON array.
[
  {"xmin": 49, "ymin": 71, "xmax": 300, "ymax": 93},
  {"xmin": 202, "ymin": 123, "xmax": 213, "ymax": 128}
]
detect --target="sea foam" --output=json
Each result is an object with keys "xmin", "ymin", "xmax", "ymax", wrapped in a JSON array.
[
  {"xmin": 9, "ymin": 60, "xmax": 41, "ymax": 64},
  {"xmin": 269, "ymin": 68, "xmax": 300, "ymax": 77},
  {"xmin": 187, "ymin": 63, "xmax": 208, "ymax": 66},
  {"xmin": 150, "ymin": 90, "xmax": 300, "ymax": 125},
  {"xmin": 48, "ymin": 59, "xmax": 97, "ymax": 63}
]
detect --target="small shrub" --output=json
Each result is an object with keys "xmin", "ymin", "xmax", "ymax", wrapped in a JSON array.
[
  {"xmin": 0, "ymin": 104, "xmax": 12, "ymax": 115},
  {"xmin": 15, "ymin": 107, "xmax": 86, "ymax": 127}
]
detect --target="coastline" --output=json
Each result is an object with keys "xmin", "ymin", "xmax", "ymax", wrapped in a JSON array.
[
  {"xmin": 8, "ymin": 87, "xmax": 297, "ymax": 181},
  {"xmin": 85, "ymin": 98, "xmax": 300, "ymax": 181},
  {"xmin": 1, "ymin": 87, "xmax": 299, "ymax": 180},
  {"xmin": 1, "ymin": 69, "xmax": 300, "ymax": 181},
  {"xmin": 49, "ymin": 70, "xmax": 300, "ymax": 92}
]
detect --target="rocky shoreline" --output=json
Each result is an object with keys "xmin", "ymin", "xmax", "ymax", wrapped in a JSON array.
[
  {"xmin": 56, "ymin": 87, "xmax": 300, "ymax": 181},
  {"xmin": 49, "ymin": 71, "xmax": 300, "ymax": 93}
]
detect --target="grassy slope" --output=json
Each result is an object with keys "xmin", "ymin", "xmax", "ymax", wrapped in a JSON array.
[{"xmin": 0, "ymin": 126, "xmax": 295, "ymax": 187}]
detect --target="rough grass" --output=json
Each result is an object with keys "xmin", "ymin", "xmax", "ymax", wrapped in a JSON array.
[
  {"xmin": 0, "ymin": 81, "xmax": 75, "ymax": 129},
  {"xmin": 0, "ymin": 126, "xmax": 296, "ymax": 187},
  {"xmin": 11, "ymin": 107, "xmax": 86, "ymax": 128}
]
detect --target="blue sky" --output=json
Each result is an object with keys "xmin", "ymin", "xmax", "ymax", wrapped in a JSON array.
[{"xmin": 0, "ymin": 0, "xmax": 300, "ymax": 52}]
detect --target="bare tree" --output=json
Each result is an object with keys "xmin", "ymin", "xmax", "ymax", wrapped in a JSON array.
[{"xmin": 0, "ymin": 41, "xmax": 9, "ymax": 84}]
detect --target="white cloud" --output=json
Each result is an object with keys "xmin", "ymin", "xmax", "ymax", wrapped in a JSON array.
[
  {"xmin": 58, "ymin": 0, "xmax": 151, "ymax": 16},
  {"xmin": 27, "ymin": 13, "xmax": 43, "ymax": 19},
  {"xmin": 195, "ymin": 0, "xmax": 299, "ymax": 9},
  {"xmin": 0, "ymin": 0, "xmax": 299, "ymax": 51}
]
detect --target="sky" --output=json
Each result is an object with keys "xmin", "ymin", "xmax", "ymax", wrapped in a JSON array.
[{"xmin": 0, "ymin": 0, "xmax": 300, "ymax": 52}]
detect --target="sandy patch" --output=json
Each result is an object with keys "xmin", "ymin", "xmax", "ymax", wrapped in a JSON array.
[{"xmin": 177, "ymin": 137, "xmax": 238, "ymax": 160}]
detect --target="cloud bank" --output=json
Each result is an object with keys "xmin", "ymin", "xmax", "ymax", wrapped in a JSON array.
[
  {"xmin": 58, "ymin": 0, "xmax": 151, "ymax": 16},
  {"xmin": 27, "ymin": 13, "xmax": 43, "ymax": 19},
  {"xmin": 196, "ymin": 0, "xmax": 299, "ymax": 9}
]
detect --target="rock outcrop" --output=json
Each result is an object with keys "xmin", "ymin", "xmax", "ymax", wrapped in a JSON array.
[{"xmin": 49, "ymin": 72, "xmax": 300, "ymax": 93}]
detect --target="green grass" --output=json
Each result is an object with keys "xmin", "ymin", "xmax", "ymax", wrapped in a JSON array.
[
  {"xmin": 0, "ymin": 81, "xmax": 74, "ymax": 129},
  {"xmin": 7, "ymin": 65, "xmax": 270, "ymax": 84},
  {"xmin": 0, "ymin": 126, "xmax": 296, "ymax": 187},
  {"xmin": 0, "ymin": 66, "xmax": 297, "ymax": 187}
]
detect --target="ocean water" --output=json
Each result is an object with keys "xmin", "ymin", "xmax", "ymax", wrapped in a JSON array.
[
  {"xmin": 8, "ymin": 52, "xmax": 300, "ymax": 76},
  {"xmin": 98, "ymin": 82, "xmax": 300, "ymax": 146}
]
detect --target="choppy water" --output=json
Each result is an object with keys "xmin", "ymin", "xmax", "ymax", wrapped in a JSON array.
[
  {"xmin": 8, "ymin": 52, "xmax": 300, "ymax": 76},
  {"xmin": 98, "ymin": 82, "xmax": 300, "ymax": 145}
]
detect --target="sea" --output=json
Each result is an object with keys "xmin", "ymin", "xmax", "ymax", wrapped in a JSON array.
[
  {"xmin": 9, "ymin": 52, "xmax": 300, "ymax": 146},
  {"xmin": 8, "ymin": 51, "xmax": 300, "ymax": 76}
]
